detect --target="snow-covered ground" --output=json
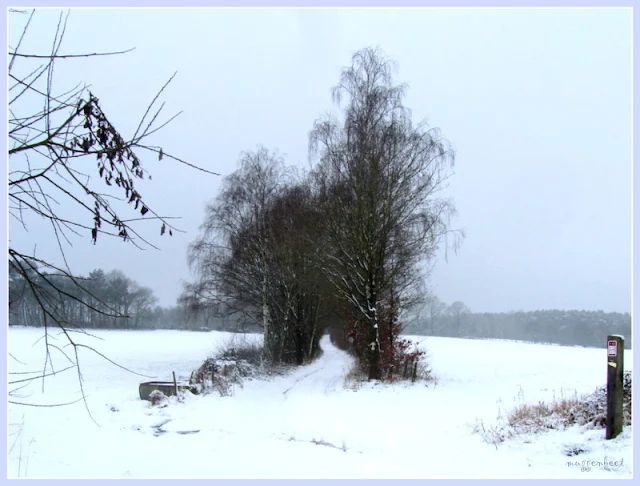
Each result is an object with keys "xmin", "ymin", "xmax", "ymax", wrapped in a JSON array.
[{"xmin": 6, "ymin": 327, "xmax": 633, "ymax": 479}]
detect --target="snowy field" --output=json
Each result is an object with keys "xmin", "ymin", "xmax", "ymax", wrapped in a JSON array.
[{"xmin": 6, "ymin": 327, "xmax": 633, "ymax": 479}]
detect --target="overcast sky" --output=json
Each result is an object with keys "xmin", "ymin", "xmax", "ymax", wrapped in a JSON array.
[{"xmin": 8, "ymin": 7, "xmax": 632, "ymax": 313}]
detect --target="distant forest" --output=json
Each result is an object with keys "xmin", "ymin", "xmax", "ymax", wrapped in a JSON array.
[
  {"xmin": 403, "ymin": 304, "xmax": 632, "ymax": 350},
  {"xmin": 9, "ymin": 265, "xmax": 630, "ymax": 350},
  {"xmin": 8, "ymin": 265, "xmax": 256, "ymax": 333}
]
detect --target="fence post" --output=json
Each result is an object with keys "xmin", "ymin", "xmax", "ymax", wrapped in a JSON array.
[
  {"xmin": 606, "ymin": 335, "xmax": 624, "ymax": 440},
  {"xmin": 172, "ymin": 371, "xmax": 178, "ymax": 397}
]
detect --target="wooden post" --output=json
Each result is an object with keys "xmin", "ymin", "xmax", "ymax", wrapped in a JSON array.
[
  {"xmin": 172, "ymin": 371, "xmax": 178, "ymax": 397},
  {"xmin": 606, "ymin": 335, "xmax": 624, "ymax": 440}
]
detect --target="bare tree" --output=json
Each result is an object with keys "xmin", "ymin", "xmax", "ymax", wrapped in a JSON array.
[
  {"xmin": 423, "ymin": 294, "xmax": 447, "ymax": 335},
  {"xmin": 8, "ymin": 10, "xmax": 216, "ymax": 408},
  {"xmin": 185, "ymin": 148, "xmax": 331, "ymax": 364},
  {"xmin": 265, "ymin": 183, "xmax": 330, "ymax": 363},
  {"xmin": 186, "ymin": 147, "xmax": 287, "ymax": 361},
  {"xmin": 310, "ymin": 47, "xmax": 463, "ymax": 379},
  {"xmin": 448, "ymin": 301, "xmax": 470, "ymax": 337}
]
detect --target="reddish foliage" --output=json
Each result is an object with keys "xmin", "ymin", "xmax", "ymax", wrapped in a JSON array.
[{"xmin": 333, "ymin": 302, "xmax": 425, "ymax": 381}]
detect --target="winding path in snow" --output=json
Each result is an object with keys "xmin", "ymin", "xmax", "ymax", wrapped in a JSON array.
[{"xmin": 279, "ymin": 335, "xmax": 355, "ymax": 398}]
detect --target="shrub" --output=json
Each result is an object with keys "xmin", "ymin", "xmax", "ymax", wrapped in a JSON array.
[
  {"xmin": 343, "ymin": 312, "xmax": 429, "ymax": 382},
  {"xmin": 190, "ymin": 335, "xmax": 273, "ymax": 397},
  {"xmin": 215, "ymin": 336, "xmax": 263, "ymax": 366},
  {"xmin": 565, "ymin": 371, "xmax": 632, "ymax": 428},
  {"xmin": 475, "ymin": 371, "xmax": 632, "ymax": 446}
]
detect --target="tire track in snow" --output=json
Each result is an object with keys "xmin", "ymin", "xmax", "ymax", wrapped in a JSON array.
[{"xmin": 282, "ymin": 367, "xmax": 326, "ymax": 397}]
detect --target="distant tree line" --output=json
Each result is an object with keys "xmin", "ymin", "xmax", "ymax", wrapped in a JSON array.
[
  {"xmin": 403, "ymin": 296, "xmax": 632, "ymax": 349},
  {"xmin": 9, "ymin": 264, "xmax": 153, "ymax": 329},
  {"xmin": 10, "ymin": 260, "xmax": 628, "ymax": 352},
  {"xmin": 8, "ymin": 264, "xmax": 259, "ymax": 332}
]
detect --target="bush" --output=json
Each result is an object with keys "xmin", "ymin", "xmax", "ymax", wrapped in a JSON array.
[
  {"xmin": 339, "ymin": 302, "xmax": 430, "ymax": 382},
  {"xmin": 385, "ymin": 337, "xmax": 429, "ymax": 382},
  {"xmin": 190, "ymin": 335, "xmax": 271, "ymax": 397},
  {"xmin": 565, "ymin": 370, "xmax": 632, "ymax": 428},
  {"xmin": 343, "ymin": 340, "xmax": 435, "ymax": 388},
  {"xmin": 215, "ymin": 336, "xmax": 263, "ymax": 366},
  {"xmin": 474, "ymin": 371, "xmax": 632, "ymax": 446}
]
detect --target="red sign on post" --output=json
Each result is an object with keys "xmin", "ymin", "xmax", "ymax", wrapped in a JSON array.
[{"xmin": 608, "ymin": 340, "xmax": 618, "ymax": 357}]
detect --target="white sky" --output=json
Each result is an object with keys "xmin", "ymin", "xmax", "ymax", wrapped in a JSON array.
[{"xmin": 7, "ymin": 7, "xmax": 632, "ymax": 313}]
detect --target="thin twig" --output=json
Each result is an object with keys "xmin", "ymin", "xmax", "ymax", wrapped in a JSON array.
[{"xmin": 9, "ymin": 47, "xmax": 135, "ymax": 59}]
